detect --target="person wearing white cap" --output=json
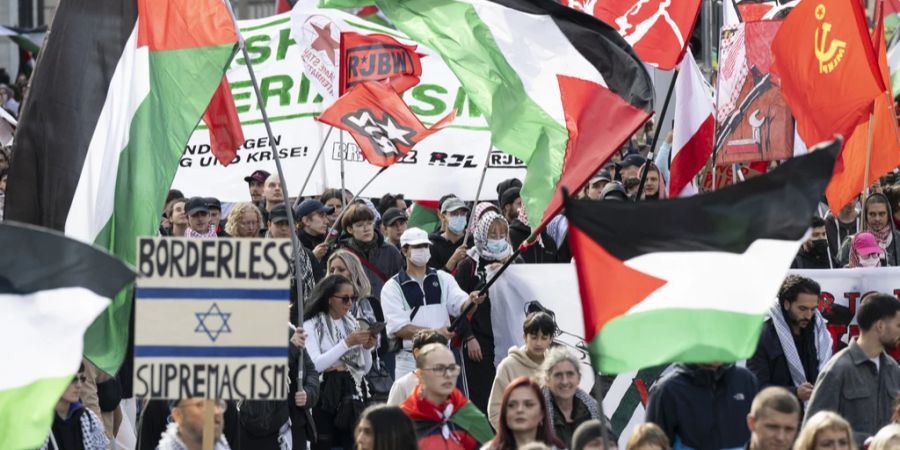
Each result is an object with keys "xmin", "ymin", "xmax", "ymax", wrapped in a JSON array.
[{"xmin": 381, "ymin": 227, "xmax": 486, "ymax": 379}]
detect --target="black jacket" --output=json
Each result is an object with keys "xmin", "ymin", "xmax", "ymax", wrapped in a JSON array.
[
  {"xmin": 646, "ymin": 364, "xmax": 758, "ymax": 450},
  {"xmin": 288, "ymin": 341, "xmax": 320, "ymax": 438},
  {"xmin": 791, "ymin": 249, "xmax": 831, "ymax": 269},
  {"xmin": 747, "ymin": 319, "xmax": 821, "ymax": 399},
  {"xmin": 509, "ymin": 219, "xmax": 558, "ymax": 263},
  {"xmin": 427, "ymin": 232, "xmax": 465, "ymax": 271},
  {"xmin": 337, "ymin": 234, "xmax": 404, "ymax": 297}
]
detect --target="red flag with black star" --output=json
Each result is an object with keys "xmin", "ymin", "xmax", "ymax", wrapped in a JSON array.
[
  {"xmin": 340, "ymin": 32, "xmax": 424, "ymax": 95},
  {"xmin": 317, "ymin": 81, "xmax": 455, "ymax": 167}
]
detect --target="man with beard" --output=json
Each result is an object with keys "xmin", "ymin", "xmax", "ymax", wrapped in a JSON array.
[
  {"xmin": 791, "ymin": 217, "xmax": 832, "ymax": 269},
  {"xmin": 806, "ymin": 293, "xmax": 900, "ymax": 446},
  {"xmin": 618, "ymin": 154, "xmax": 644, "ymax": 198},
  {"xmin": 839, "ymin": 193, "xmax": 900, "ymax": 266},
  {"xmin": 748, "ymin": 276, "xmax": 832, "ymax": 405}
]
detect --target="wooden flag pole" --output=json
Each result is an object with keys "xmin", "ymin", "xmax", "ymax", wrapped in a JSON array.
[{"xmin": 202, "ymin": 399, "xmax": 215, "ymax": 450}]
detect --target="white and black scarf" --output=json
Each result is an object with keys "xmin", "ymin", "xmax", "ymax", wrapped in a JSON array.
[
  {"xmin": 41, "ymin": 406, "xmax": 108, "ymax": 450},
  {"xmin": 314, "ymin": 312, "xmax": 367, "ymax": 382},
  {"xmin": 156, "ymin": 422, "xmax": 231, "ymax": 450},
  {"xmin": 768, "ymin": 301, "xmax": 833, "ymax": 388}
]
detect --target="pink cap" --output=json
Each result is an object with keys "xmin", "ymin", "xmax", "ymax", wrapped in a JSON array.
[{"xmin": 853, "ymin": 232, "xmax": 884, "ymax": 256}]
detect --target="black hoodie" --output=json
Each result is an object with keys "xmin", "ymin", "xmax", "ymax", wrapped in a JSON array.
[{"xmin": 646, "ymin": 364, "xmax": 759, "ymax": 449}]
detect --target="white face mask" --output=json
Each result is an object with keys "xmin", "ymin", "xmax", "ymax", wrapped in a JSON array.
[
  {"xmin": 409, "ymin": 247, "xmax": 431, "ymax": 267},
  {"xmin": 859, "ymin": 253, "xmax": 881, "ymax": 267}
]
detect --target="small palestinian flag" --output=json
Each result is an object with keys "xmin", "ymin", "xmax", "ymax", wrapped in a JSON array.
[
  {"xmin": 0, "ymin": 222, "xmax": 134, "ymax": 449},
  {"xmin": 565, "ymin": 139, "xmax": 840, "ymax": 374},
  {"xmin": 3, "ymin": 0, "xmax": 238, "ymax": 374}
]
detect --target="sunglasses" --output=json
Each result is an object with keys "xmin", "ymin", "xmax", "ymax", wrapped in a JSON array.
[{"xmin": 332, "ymin": 295, "xmax": 357, "ymax": 304}]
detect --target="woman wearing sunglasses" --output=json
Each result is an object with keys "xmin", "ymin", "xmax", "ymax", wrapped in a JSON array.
[{"xmin": 303, "ymin": 274, "xmax": 376, "ymax": 450}]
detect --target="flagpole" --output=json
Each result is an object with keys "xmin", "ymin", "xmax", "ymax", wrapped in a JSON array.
[
  {"xmin": 862, "ymin": 111, "xmax": 874, "ymax": 230},
  {"xmin": 339, "ymin": 130, "xmax": 347, "ymax": 213},
  {"xmin": 222, "ymin": 0, "xmax": 309, "ymax": 387},
  {"xmin": 293, "ymin": 126, "xmax": 334, "ymax": 209},
  {"xmin": 325, "ymin": 165, "xmax": 391, "ymax": 242},
  {"xmin": 462, "ymin": 140, "xmax": 495, "ymax": 246},
  {"xmin": 635, "ymin": 69, "xmax": 679, "ymax": 201}
]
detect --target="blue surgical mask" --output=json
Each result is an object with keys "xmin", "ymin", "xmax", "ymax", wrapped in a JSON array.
[
  {"xmin": 448, "ymin": 215, "xmax": 467, "ymax": 234},
  {"xmin": 486, "ymin": 239, "xmax": 508, "ymax": 254}
]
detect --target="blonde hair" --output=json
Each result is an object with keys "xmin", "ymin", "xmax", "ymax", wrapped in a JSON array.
[
  {"xmin": 793, "ymin": 411, "xmax": 857, "ymax": 450},
  {"xmin": 224, "ymin": 202, "xmax": 262, "ymax": 237},
  {"xmin": 626, "ymin": 423, "xmax": 670, "ymax": 450},
  {"xmin": 869, "ymin": 424, "xmax": 900, "ymax": 450},
  {"xmin": 327, "ymin": 250, "xmax": 372, "ymax": 298}
]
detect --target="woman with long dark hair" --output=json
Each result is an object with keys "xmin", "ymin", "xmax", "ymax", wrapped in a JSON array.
[
  {"xmin": 354, "ymin": 404, "xmax": 419, "ymax": 450},
  {"xmin": 303, "ymin": 274, "xmax": 376, "ymax": 450},
  {"xmin": 483, "ymin": 376, "xmax": 566, "ymax": 450}
]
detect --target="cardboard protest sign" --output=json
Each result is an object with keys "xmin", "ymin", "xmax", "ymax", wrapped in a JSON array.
[
  {"xmin": 133, "ymin": 237, "xmax": 292, "ymax": 400},
  {"xmin": 715, "ymin": 21, "xmax": 795, "ymax": 165},
  {"xmin": 171, "ymin": 8, "xmax": 526, "ymax": 202}
]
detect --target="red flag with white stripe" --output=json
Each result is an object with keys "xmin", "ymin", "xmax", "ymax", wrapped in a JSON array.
[{"xmin": 670, "ymin": 50, "xmax": 714, "ymax": 197}]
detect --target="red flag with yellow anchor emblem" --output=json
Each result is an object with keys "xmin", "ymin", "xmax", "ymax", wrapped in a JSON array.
[{"xmin": 772, "ymin": 0, "xmax": 884, "ymax": 147}]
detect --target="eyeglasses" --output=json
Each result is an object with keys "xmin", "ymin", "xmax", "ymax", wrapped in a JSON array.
[
  {"xmin": 421, "ymin": 364, "xmax": 461, "ymax": 376},
  {"xmin": 332, "ymin": 295, "xmax": 357, "ymax": 304}
]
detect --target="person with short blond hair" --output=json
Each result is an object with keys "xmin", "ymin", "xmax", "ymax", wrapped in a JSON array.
[
  {"xmin": 747, "ymin": 387, "xmax": 800, "ymax": 450},
  {"xmin": 626, "ymin": 423, "xmax": 669, "ymax": 450},
  {"xmin": 792, "ymin": 411, "xmax": 856, "ymax": 450}
]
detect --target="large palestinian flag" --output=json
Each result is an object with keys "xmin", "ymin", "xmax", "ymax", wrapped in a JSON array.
[
  {"xmin": 3, "ymin": 0, "xmax": 238, "ymax": 374},
  {"xmin": 0, "ymin": 223, "xmax": 133, "ymax": 449},
  {"xmin": 565, "ymin": 140, "xmax": 840, "ymax": 374},
  {"xmin": 331, "ymin": 0, "xmax": 654, "ymax": 231}
]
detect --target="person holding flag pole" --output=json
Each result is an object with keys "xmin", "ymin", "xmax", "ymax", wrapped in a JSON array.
[{"xmin": 219, "ymin": 0, "xmax": 314, "ymax": 437}]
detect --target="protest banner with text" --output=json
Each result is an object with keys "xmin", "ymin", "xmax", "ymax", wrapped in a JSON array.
[
  {"xmin": 171, "ymin": 8, "xmax": 526, "ymax": 202},
  {"xmin": 133, "ymin": 237, "xmax": 292, "ymax": 400}
]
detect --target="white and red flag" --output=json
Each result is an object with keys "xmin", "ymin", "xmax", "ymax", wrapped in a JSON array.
[
  {"xmin": 564, "ymin": 0, "xmax": 701, "ymax": 69},
  {"xmin": 670, "ymin": 50, "xmax": 714, "ymax": 197}
]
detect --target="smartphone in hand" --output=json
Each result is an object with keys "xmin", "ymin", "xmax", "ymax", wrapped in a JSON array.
[{"xmin": 368, "ymin": 322, "xmax": 386, "ymax": 336}]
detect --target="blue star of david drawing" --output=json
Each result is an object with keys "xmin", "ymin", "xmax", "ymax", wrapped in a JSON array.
[{"xmin": 195, "ymin": 303, "xmax": 232, "ymax": 342}]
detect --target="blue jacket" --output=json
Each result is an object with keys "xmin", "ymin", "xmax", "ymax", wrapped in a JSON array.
[{"xmin": 646, "ymin": 364, "xmax": 759, "ymax": 450}]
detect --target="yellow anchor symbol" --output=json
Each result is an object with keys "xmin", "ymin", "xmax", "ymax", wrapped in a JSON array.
[{"xmin": 814, "ymin": 4, "xmax": 846, "ymax": 74}]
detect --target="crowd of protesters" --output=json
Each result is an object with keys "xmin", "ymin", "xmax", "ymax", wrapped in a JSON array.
[{"xmin": 5, "ymin": 92, "xmax": 900, "ymax": 449}]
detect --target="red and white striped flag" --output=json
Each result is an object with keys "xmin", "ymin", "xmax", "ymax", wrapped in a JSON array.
[{"xmin": 670, "ymin": 50, "xmax": 714, "ymax": 197}]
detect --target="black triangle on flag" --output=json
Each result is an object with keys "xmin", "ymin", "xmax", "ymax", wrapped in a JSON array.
[{"xmin": 564, "ymin": 139, "xmax": 840, "ymax": 374}]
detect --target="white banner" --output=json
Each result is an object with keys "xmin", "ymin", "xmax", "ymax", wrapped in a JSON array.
[{"xmin": 171, "ymin": 8, "xmax": 525, "ymax": 203}]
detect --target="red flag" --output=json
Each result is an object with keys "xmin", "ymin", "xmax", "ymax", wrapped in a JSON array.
[
  {"xmin": 202, "ymin": 76, "xmax": 244, "ymax": 166},
  {"xmin": 568, "ymin": 0, "xmax": 701, "ymax": 70},
  {"xmin": 275, "ymin": 0, "xmax": 294, "ymax": 14},
  {"xmin": 339, "ymin": 32, "xmax": 423, "ymax": 95},
  {"xmin": 825, "ymin": 1, "xmax": 900, "ymax": 212},
  {"xmin": 317, "ymin": 81, "xmax": 454, "ymax": 167},
  {"xmin": 771, "ymin": 0, "xmax": 884, "ymax": 147}
]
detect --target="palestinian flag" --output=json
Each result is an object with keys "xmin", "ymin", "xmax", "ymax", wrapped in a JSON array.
[
  {"xmin": 407, "ymin": 200, "xmax": 441, "ymax": 233},
  {"xmin": 3, "ymin": 0, "xmax": 238, "ymax": 374},
  {"xmin": 401, "ymin": 385, "xmax": 494, "ymax": 448},
  {"xmin": 0, "ymin": 25, "xmax": 45, "ymax": 76},
  {"xmin": 0, "ymin": 222, "xmax": 133, "ymax": 450},
  {"xmin": 330, "ymin": 0, "xmax": 654, "ymax": 232},
  {"xmin": 565, "ymin": 140, "xmax": 840, "ymax": 374}
]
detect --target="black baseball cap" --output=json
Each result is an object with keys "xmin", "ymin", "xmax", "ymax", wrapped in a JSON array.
[
  {"xmin": 600, "ymin": 181, "xmax": 629, "ymax": 201},
  {"xmin": 619, "ymin": 154, "xmax": 646, "ymax": 169},
  {"xmin": 382, "ymin": 207, "xmax": 408, "ymax": 226},
  {"xmin": 205, "ymin": 197, "xmax": 221, "ymax": 211},
  {"xmin": 244, "ymin": 169, "xmax": 271, "ymax": 184},
  {"xmin": 269, "ymin": 204, "xmax": 290, "ymax": 224},
  {"xmin": 186, "ymin": 197, "xmax": 210, "ymax": 215},
  {"xmin": 294, "ymin": 199, "xmax": 334, "ymax": 221}
]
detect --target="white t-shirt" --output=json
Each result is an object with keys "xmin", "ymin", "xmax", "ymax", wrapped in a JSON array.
[
  {"xmin": 387, "ymin": 371, "xmax": 418, "ymax": 406},
  {"xmin": 303, "ymin": 315, "xmax": 373, "ymax": 374}
]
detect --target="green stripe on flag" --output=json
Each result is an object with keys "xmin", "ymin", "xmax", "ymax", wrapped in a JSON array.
[
  {"xmin": 374, "ymin": 0, "xmax": 569, "ymax": 224},
  {"xmin": 451, "ymin": 402, "xmax": 494, "ymax": 444},
  {"xmin": 0, "ymin": 376, "xmax": 72, "ymax": 449},
  {"xmin": 85, "ymin": 44, "xmax": 236, "ymax": 374},
  {"xmin": 589, "ymin": 309, "xmax": 766, "ymax": 375}
]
